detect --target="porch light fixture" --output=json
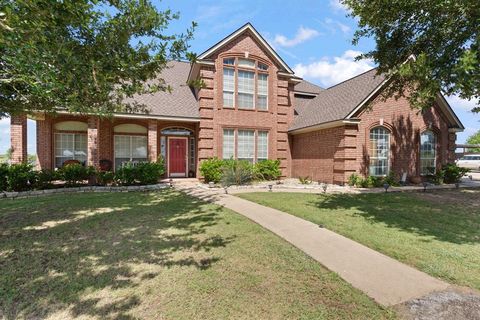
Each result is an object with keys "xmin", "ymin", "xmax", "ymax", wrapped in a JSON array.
[
  {"xmin": 383, "ymin": 183, "xmax": 390, "ymax": 193},
  {"xmin": 268, "ymin": 184, "xmax": 273, "ymax": 192}
]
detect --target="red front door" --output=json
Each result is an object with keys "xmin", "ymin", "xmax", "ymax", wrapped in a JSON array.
[{"xmin": 168, "ymin": 138, "xmax": 187, "ymax": 177}]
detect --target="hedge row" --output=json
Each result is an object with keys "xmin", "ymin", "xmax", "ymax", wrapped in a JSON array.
[{"xmin": 0, "ymin": 158, "xmax": 165, "ymax": 192}]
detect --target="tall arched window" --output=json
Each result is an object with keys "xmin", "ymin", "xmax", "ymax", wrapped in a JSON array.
[
  {"xmin": 420, "ymin": 131, "xmax": 436, "ymax": 175},
  {"xmin": 369, "ymin": 127, "xmax": 390, "ymax": 176}
]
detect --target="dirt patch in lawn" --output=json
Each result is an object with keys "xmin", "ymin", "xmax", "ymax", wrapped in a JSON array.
[{"xmin": 410, "ymin": 188, "xmax": 480, "ymax": 208}]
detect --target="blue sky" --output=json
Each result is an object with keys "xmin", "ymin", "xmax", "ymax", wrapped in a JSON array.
[{"xmin": 0, "ymin": 0, "xmax": 478, "ymax": 153}]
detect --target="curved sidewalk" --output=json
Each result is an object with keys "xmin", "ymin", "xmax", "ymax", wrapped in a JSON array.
[{"xmin": 179, "ymin": 185, "xmax": 449, "ymax": 306}]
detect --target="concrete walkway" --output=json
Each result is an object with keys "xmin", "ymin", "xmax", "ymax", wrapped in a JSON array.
[{"xmin": 177, "ymin": 184, "xmax": 449, "ymax": 306}]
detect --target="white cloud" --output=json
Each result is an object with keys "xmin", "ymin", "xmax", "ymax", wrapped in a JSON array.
[
  {"xmin": 323, "ymin": 18, "xmax": 351, "ymax": 35},
  {"xmin": 329, "ymin": 0, "xmax": 349, "ymax": 13},
  {"xmin": 273, "ymin": 26, "xmax": 320, "ymax": 48},
  {"xmin": 293, "ymin": 50, "xmax": 375, "ymax": 87},
  {"xmin": 445, "ymin": 94, "xmax": 479, "ymax": 112}
]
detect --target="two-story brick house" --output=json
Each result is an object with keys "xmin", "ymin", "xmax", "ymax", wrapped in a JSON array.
[{"xmin": 10, "ymin": 23, "xmax": 464, "ymax": 184}]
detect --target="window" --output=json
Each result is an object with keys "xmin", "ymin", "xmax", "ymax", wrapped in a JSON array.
[
  {"xmin": 223, "ymin": 68, "xmax": 235, "ymax": 107},
  {"xmin": 420, "ymin": 131, "xmax": 436, "ymax": 175},
  {"xmin": 222, "ymin": 57, "xmax": 269, "ymax": 110},
  {"xmin": 54, "ymin": 133, "xmax": 87, "ymax": 168},
  {"xmin": 222, "ymin": 129, "xmax": 235, "ymax": 159},
  {"xmin": 257, "ymin": 131, "xmax": 268, "ymax": 161},
  {"xmin": 114, "ymin": 135, "xmax": 147, "ymax": 170},
  {"xmin": 238, "ymin": 70, "xmax": 255, "ymax": 109},
  {"xmin": 369, "ymin": 127, "xmax": 390, "ymax": 176},
  {"xmin": 189, "ymin": 136, "xmax": 195, "ymax": 171},
  {"xmin": 257, "ymin": 73, "xmax": 268, "ymax": 110},
  {"xmin": 237, "ymin": 130, "xmax": 255, "ymax": 162}
]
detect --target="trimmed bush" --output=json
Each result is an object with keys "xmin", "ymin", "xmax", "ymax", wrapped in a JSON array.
[
  {"xmin": 114, "ymin": 162, "xmax": 137, "ymax": 186},
  {"xmin": 96, "ymin": 171, "xmax": 115, "ymax": 186},
  {"xmin": 6, "ymin": 163, "xmax": 37, "ymax": 191},
  {"xmin": 114, "ymin": 157, "xmax": 166, "ymax": 186},
  {"xmin": 59, "ymin": 163, "xmax": 89, "ymax": 186},
  {"xmin": 199, "ymin": 158, "xmax": 224, "ymax": 183},
  {"xmin": 0, "ymin": 163, "xmax": 8, "ymax": 191},
  {"xmin": 35, "ymin": 169, "xmax": 58, "ymax": 189},
  {"xmin": 254, "ymin": 159, "xmax": 281, "ymax": 181},
  {"xmin": 441, "ymin": 163, "xmax": 470, "ymax": 183}
]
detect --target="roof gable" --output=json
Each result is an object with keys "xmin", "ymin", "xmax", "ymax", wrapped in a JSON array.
[{"xmin": 197, "ymin": 23, "xmax": 294, "ymax": 74}]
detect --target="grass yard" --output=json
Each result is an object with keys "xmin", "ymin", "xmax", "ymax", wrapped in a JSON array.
[
  {"xmin": 238, "ymin": 189, "xmax": 480, "ymax": 291},
  {"xmin": 0, "ymin": 191, "xmax": 394, "ymax": 320}
]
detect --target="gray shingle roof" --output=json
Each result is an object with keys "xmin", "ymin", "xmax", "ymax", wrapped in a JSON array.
[
  {"xmin": 125, "ymin": 61, "xmax": 199, "ymax": 119},
  {"xmin": 291, "ymin": 68, "xmax": 386, "ymax": 131},
  {"xmin": 294, "ymin": 80, "xmax": 324, "ymax": 94}
]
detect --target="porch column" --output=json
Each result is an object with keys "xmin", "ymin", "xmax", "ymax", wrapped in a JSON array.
[
  {"xmin": 36, "ymin": 116, "xmax": 53, "ymax": 169},
  {"xmin": 148, "ymin": 120, "xmax": 158, "ymax": 162},
  {"xmin": 87, "ymin": 116, "xmax": 99, "ymax": 167},
  {"xmin": 10, "ymin": 115, "xmax": 27, "ymax": 164},
  {"xmin": 447, "ymin": 131, "xmax": 457, "ymax": 163}
]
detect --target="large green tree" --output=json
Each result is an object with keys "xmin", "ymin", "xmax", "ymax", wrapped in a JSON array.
[
  {"xmin": 343, "ymin": 0, "xmax": 479, "ymax": 112},
  {"xmin": 467, "ymin": 130, "xmax": 480, "ymax": 152},
  {"xmin": 0, "ymin": 0, "xmax": 196, "ymax": 117}
]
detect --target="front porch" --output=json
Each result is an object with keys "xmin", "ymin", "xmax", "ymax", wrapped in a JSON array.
[{"xmin": 10, "ymin": 114, "xmax": 200, "ymax": 178}]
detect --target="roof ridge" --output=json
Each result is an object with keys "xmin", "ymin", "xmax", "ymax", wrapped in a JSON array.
[{"xmin": 325, "ymin": 67, "xmax": 378, "ymax": 90}]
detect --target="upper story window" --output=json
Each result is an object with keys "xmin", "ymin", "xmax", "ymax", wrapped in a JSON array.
[
  {"xmin": 420, "ymin": 131, "xmax": 436, "ymax": 175},
  {"xmin": 369, "ymin": 126, "xmax": 390, "ymax": 176},
  {"xmin": 222, "ymin": 57, "xmax": 269, "ymax": 110}
]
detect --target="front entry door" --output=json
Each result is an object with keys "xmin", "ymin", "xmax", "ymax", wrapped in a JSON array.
[{"xmin": 168, "ymin": 138, "xmax": 187, "ymax": 177}]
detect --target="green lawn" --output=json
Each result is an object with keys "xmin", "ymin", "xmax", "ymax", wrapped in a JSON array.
[
  {"xmin": 0, "ymin": 191, "xmax": 393, "ymax": 319},
  {"xmin": 238, "ymin": 189, "xmax": 480, "ymax": 291}
]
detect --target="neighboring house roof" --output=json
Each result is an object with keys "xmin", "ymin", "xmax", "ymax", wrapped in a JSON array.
[
  {"xmin": 197, "ymin": 23, "xmax": 295, "ymax": 75},
  {"xmin": 124, "ymin": 60, "xmax": 199, "ymax": 120},
  {"xmin": 294, "ymin": 80, "xmax": 324, "ymax": 95},
  {"xmin": 291, "ymin": 69, "xmax": 386, "ymax": 131}
]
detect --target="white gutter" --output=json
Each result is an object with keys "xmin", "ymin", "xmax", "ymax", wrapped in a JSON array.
[{"xmin": 54, "ymin": 111, "xmax": 200, "ymax": 122}]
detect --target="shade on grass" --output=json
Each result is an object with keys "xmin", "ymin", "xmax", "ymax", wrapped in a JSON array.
[
  {"xmin": 0, "ymin": 191, "xmax": 393, "ymax": 319},
  {"xmin": 238, "ymin": 189, "xmax": 480, "ymax": 291}
]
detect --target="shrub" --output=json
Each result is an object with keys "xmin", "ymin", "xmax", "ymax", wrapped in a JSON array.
[
  {"xmin": 6, "ymin": 163, "xmax": 37, "ymax": 191},
  {"xmin": 199, "ymin": 158, "xmax": 224, "ymax": 183},
  {"xmin": 221, "ymin": 159, "xmax": 254, "ymax": 186},
  {"xmin": 35, "ymin": 169, "xmax": 58, "ymax": 189},
  {"xmin": 347, "ymin": 173, "xmax": 361, "ymax": 187},
  {"xmin": 442, "ymin": 163, "xmax": 470, "ymax": 184},
  {"xmin": 0, "ymin": 163, "xmax": 8, "ymax": 191},
  {"xmin": 384, "ymin": 172, "xmax": 400, "ymax": 187},
  {"xmin": 136, "ymin": 160, "xmax": 165, "ymax": 185},
  {"xmin": 299, "ymin": 176, "xmax": 312, "ymax": 184},
  {"xmin": 114, "ymin": 162, "xmax": 137, "ymax": 186},
  {"xmin": 254, "ymin": 159, "xmax": 281, "ymax": 181},
  {"xmin": 59, "ymin": 163, "xmax": 88, "ymax": 186},
  {"xmin": 96, "ymin": 171, "xmax": 115, "ymax": 186}
]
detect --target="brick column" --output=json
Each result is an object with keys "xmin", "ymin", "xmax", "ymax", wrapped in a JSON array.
[
  {"xmin": 148, "ymin": 119, "xmax": 158, "ymax": 162},
  {"xmin": 87, "ymin": 117, "xmax": 99, "ymax": 167},
  {"xmin": 10, "ymin": 115, "xmax": 27, "ymax": 164},
  {"xmin": 447, "ymin": 131, "xmax": 457, "ymax": 163},
  {"xmin": 36, "ymin": 116, "xmax": 53, "ymax": 169}
]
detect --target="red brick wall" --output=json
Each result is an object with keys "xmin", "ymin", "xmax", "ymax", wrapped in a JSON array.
[
  {"xmin": 197, "ymin": 30, "xmax": 295, "ymax": 177},
  {"xmin": 355, "ymin": 94, "xmax": 452, "ymax": 180},
  {"xmin": 10, "ymin": 115, "xmax": 27, "ymax": 163}
]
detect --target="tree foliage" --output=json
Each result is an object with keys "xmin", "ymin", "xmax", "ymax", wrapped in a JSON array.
[
  {"xmin": 0, "ymin": 0, "xmax": 196, "ymax": 117},
  {"xmin": 467, "ymin": 130, "xmax": 480, "ymax": 152},
  {"xmin": 343, "ymin": 0, "xmax": 479, "ymax": 112}
]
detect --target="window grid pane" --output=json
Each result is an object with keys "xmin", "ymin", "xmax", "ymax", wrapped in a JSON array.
[
  {"xmin": 223, "ymin": 68, "xmax": 235, "ymax": 107},
  {"xmin": 222, "ymin": 129, "xmax": 235, "ymax": 159},
  {"xmin": 238, "ymin": 58, "xmax": 255, "ymax": 68},
  {"xmin": 420, "ymin": 131, "xmax": 436, "ymax": 175},
  {"xmin": 257, "ymin": 73, "xmax": 268, "ymax": 110},
  {"xmin": 257, "ymin": 131, "xmax": 268, "ymax": 160},
  {"xmin": 55, "ymin": 133, "xmax": 87, "ymax": 168},
  {"xmin": 238, "ymin": 70, "xmax": 254, "ymax": 109},
  {"xmin": 237, "ymin": 130, "xmax": 255, "ymax": 162},
  {"xmin": 369, "ymin": 127, "xmax": 390, "ymax": 176},
  {"xmin": 114, "ymin": 135, "xmax": 147, "ymax": 169}
]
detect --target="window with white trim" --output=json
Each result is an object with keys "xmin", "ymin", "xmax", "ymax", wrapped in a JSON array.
[
  {"xmin": 222, "ymin": 57, "xmax": 269, "ymax": 110},
  {"xmin": 257, "ymin": 73, "xmax": 268, "ymax": 110},
  {"xmin": 114, "ymin": 135, "xmax": 147, "ymax": 170},
  {"xmin": 369, "ymin": 127, "xmax": 390, "ymax": 176},
  {"xmin": 238, "ymin": 70, "xmax": 255, "ymax": 109},
  {"xmin": 222, "ymin": 129, "xmax": 235, "ymax": 159},
  {"xmin": 237, "ymin": 130, "xmax": 255, "ymax": 162},
  {"xmin": 420, "ymin": 131, "xmax": 436, "ymax": 175},
  {"xmin": 54, "ymin": 133, "xmax": 87, "ymax": 168},
  {"xmin": 257, "ymin": 131, "xmax": 268, "ymax": 161},
  {"xmin": 223, "ymin": 68, "xmax": 235, "ymax": 107}
]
